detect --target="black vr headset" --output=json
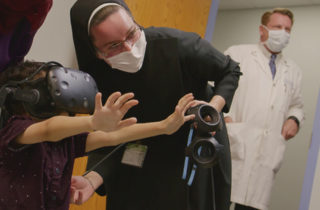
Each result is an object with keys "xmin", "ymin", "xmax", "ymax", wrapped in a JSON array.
[
  {"xmin": 185, "ymin": 104, "xmax": 224, "ymax": 168},
  {"xmin": 0, "ymin": 61, "xmax": 98, "ymax": 127},
  {"xmin": 182, "ymin": 104, "xmax": 224, "ymax": 186}
]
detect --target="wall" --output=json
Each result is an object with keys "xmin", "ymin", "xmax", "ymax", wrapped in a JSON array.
[
  {"xmin": 305, "ymin": 93, "xmax": 320, "ymax": 210},
  {"xmin": 212, "ymin": 6, "xmax": 320, "ymax": 210},
  {"xmin": 26, "ymin": 0, "xmax": 78, "ymax": 68},
  {"xmin": 126, "ymin": 0, "xmax": 211, "ymax": 37},
  {"xmin": 26, "ymin": 0, "xmax": 212, "ymax": 65}
]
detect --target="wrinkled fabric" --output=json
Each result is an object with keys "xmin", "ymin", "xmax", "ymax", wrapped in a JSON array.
[
  {"xmin": 0, "ymin": 0, "xmax": 52, "ymax": 72},
  {"xmin": 71, "ymin": 1, "xmax": 241, "ymax": 209},
  {"xmin": 0, "ymin": 0, "xmax": 52, "ymax": 33},
  {"xmin": 0, "ymin": 115, "xmax": 87, "ymax": 210},
  {"xmin": 225, "ymin": 43, "xmax": 304, "ymax": 210}
]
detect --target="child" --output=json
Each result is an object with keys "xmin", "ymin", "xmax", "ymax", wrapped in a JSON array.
[{"xmin": 0, "ymin": 61, "xmax": 195, "ymax": 210}]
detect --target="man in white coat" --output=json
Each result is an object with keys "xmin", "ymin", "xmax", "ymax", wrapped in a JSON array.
[{"xmin": 224, "ymin": 8, "xmax": 304, "ymax": 210}]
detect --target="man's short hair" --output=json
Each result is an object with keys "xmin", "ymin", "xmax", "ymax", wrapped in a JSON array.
[{"xmin": 261, "ymin": 8, "xmax": 294, "ymax": 26}]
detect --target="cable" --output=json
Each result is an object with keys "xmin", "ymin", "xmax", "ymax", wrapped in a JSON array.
[
  {"xmin": 83, "ymin": 143, "xmax": 125, "ymax": 176},
  {"xmin": 211, "ymin": 167, "xmax": 216, "ymax": 210}
]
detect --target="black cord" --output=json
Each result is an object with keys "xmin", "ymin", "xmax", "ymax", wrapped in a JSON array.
[
  {"xmin": 83, "ymin": 143, "xmax": 125, "ymax": 176},
  {"xmin": 211, "ymin": 167, "xmax": 216, "ymax": 210},
  {"xmin": 5, "ymin": 61, "xmax": 62, "ymax": 87}
]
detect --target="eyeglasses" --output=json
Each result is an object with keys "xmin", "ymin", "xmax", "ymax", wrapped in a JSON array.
[{"xmin": 96, "ymin": 26, "xmax": 141, "ymax": 57}]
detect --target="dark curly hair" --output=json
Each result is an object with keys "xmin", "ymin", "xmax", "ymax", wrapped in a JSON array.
[
  {"xmin": 0, "ymin": 60, "xmax": 45, "ymax": 86},
  {"xmin": 0, "ymin": 60, "xmax": 46, "ymax": 116}
]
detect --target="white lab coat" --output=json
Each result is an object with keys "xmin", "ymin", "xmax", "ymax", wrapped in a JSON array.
[{"xmin": 224, "ymin": 44, "xmax": 304, "ymax": 210}]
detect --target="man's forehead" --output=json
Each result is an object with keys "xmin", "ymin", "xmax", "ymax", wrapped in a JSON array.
[{"xmin": 268, "ymin": 13, "xmax": 292, "ymax": 25}]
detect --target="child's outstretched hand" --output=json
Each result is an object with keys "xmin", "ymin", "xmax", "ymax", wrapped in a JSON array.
[
  {"xmin": 163, "ymin": 93, "xmax": 196, "ymax": 135},
  {"xmin": 91, "ymin": 92, "xmax": 139, "ymax": 132}
]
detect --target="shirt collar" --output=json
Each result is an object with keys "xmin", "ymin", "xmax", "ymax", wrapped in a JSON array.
[{"xmin": 258, "ymin": 42, "xmax": 283, "ymax": 61}]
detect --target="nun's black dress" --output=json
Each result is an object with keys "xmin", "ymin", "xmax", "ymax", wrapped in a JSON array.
[{"xmin": 70, "ymin": 1, "xmax": 241, "ymax": 209}]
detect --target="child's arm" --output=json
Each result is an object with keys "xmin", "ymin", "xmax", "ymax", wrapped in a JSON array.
[
  {"xmin": 85, "ymin": 93, "xmax": 195, "ymax": 152},
  {"xmin": 15, "ymin": 92, "xmax": 138, "ymax": 144},
  {"xmin": 69, "ymin": 93, "xmax": 195, "ymax": 205}
]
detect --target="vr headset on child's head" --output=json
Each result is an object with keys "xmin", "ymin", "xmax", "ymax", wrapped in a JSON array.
[{"xmin": 0, "ymin": 61, "xmax": 98, "ymax": 126}]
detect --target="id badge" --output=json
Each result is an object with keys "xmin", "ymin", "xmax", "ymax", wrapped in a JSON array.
[{"xmin": 121, "ymin": 143, "xmax": 148, "ymax": 168}]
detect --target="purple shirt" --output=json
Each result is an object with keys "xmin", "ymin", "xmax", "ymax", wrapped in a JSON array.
[{"xmin": 0, "ymin": 116, "xmax": 87, "ymax": 210}]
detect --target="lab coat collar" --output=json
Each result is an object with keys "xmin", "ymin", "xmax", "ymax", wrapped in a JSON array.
[
  {"xmin": 250, "ymin": 43, "xmax": 288, "ymax": 81},
  {"xmin": 258, "ymin": 42, "xmax": 284, "ymax": 62}
]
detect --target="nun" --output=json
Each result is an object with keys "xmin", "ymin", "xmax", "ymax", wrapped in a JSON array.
[{"xmin": 70, "ymin": 0, "xmax": 241, "ymax": 209}]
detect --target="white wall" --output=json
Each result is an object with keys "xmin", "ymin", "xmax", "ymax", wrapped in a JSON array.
[
  {"xmin": 212, "ymin": 6, "xmax": 320, "ymax": 210},
  {"xmin": 26, "ymin": 0, "xmax": 78, "ymax": 68},
  {"xmin": 308, "ymin": 95, "xmax": 320, "ymax": 210}
]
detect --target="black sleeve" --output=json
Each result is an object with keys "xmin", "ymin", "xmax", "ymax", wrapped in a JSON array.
[
  {"xmin": 86, "ymin": 145, "xmax": 124, "ymax": 196},
  {"xmin": 177, "ymin": 31, "xmax": 242, "ymax": 112},
  {"xmin": 288, "ymin": 116, "xmax": 300, "ymax": 127},
  {"xmin": 87, "ymin": 151, "xmax": 107, "ymax": 196}
]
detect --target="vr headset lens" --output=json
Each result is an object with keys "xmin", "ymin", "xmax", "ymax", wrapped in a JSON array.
[
  {"xmin": 195, "ymin": 141, "xmax": 215, "ymax": 160},
  {"xmin": 184, "ymin": 104, "xmax": 224, "ymax": 168}
]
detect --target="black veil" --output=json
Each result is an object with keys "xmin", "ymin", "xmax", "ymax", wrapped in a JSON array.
[{"xmin": 70, "ymin": 0, "xmax": 132, "ymax": 71}]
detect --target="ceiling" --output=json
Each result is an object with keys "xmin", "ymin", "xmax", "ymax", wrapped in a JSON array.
[{"xmin": 218, "ymin": 0, "xmax": 320, "ymax": 10}]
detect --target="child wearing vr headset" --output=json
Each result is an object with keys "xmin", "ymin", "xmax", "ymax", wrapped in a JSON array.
[{"xmin": 0, "ymin": 61, "xmax": 196, "ymax": 210}]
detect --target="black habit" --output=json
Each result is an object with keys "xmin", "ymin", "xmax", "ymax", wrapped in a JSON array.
[{"xmin": 70, "ymin": 1, "xmax": 241, "ymax": 209}]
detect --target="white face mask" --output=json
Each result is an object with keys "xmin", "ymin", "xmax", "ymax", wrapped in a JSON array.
[
  {"xmin": 263, "ymin": 25, "xmax": 290, "ymax": 53},
  {"xmin": 104, "ymin": 31, "xmax": 147, "ymax": 73}
]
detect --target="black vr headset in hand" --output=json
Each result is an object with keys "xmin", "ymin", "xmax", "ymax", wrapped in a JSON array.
[
  {"xmin": 185, "ymin": 104, "xmax": 224, "ymax": 168},
  {"xmin": 0, "ymin": 61, "xmax": 98, "ymax": 127}
]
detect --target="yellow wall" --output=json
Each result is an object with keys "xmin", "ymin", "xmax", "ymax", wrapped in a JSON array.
[{"xmin": 126, "ymin": 0, "xmax": 211, "ymax": 37}]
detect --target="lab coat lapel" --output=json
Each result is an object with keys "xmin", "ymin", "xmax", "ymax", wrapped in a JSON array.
[
  {"xmin": 273, "ymin": 55, "xmax": 290, "ymax": 83},
  {"xmin": 251, "ymin": 48, "xmax": 272, "ymax": 79}
]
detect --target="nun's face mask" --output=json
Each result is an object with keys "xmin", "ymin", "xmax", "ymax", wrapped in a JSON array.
[{"xmin": 92, "ymin": 9, "xmax": 147, "ymax": 73}]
